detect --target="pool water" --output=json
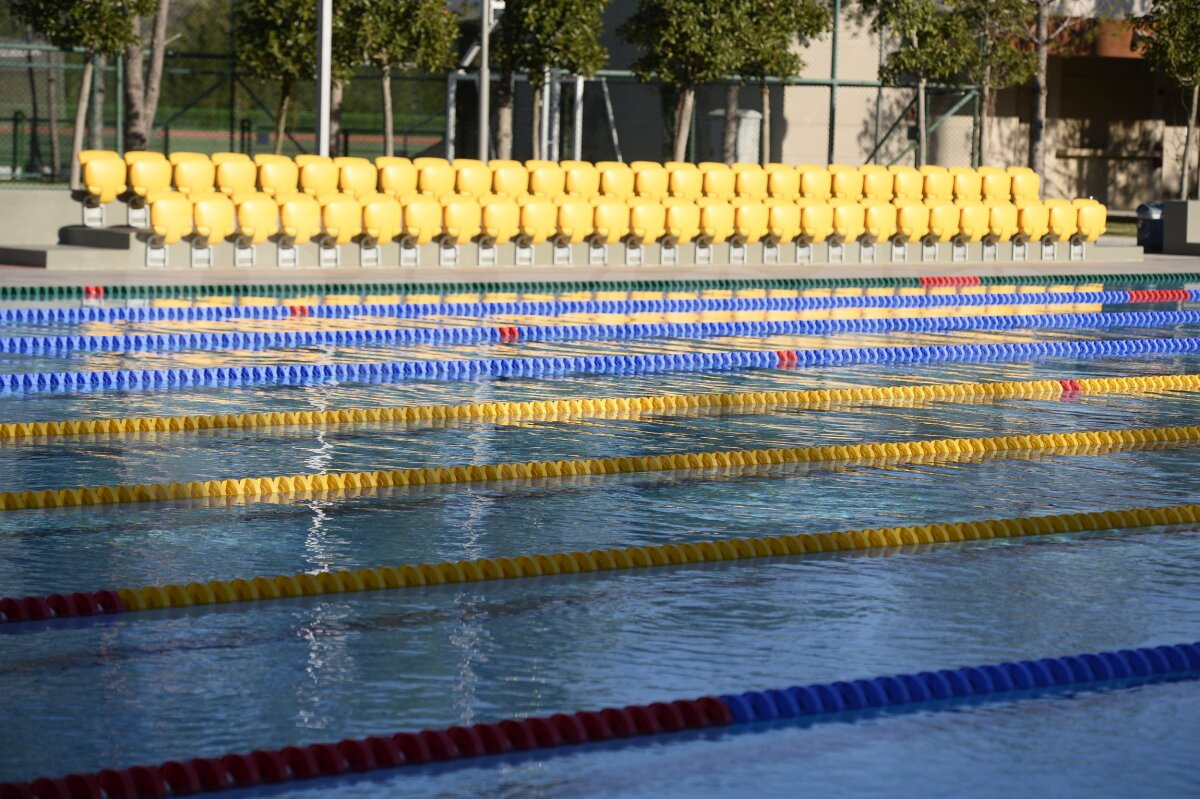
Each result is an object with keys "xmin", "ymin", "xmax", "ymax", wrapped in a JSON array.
[{"xmin": 1, "ymin": 288, "xmax": 1198, "ymax": 798}]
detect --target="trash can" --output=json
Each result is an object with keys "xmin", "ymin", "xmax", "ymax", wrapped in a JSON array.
[{"xmin": 1136, "ymin": 202, "xmax": 1164, "ymax": 253}]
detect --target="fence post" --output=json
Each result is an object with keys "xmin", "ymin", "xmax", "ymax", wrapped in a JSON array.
[
  {"xmin": 971, "ymin": 88, "xmax": 981, "ymax": 167},
  {"xmin": 12, "ymin": 111, "xmax": 26, "ymax": 177},
  {"xmin": 115, "ymin": 55, "xmax": 124, "ymax": 154},
  {"xmin": 446, "ymin": 73, "xmax": 458, "ymax": 160}
]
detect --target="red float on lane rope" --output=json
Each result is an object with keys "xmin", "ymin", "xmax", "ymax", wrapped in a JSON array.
[{"xmin": 918, "ymin": 275, "xmax": 982, "ymax": 288}]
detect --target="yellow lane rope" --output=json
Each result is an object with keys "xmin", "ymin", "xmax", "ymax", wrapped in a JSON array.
[
  {"xmin": 108, "ymin": 501, "xmax": 1200, "ymax": 613},
  {"xmin": 2, "ymin": 424, "xmax": 1198, "ymax": 512},
  {"xmin": 3, "ymin": 373, "xmax": 1198, "ymax": 442}
]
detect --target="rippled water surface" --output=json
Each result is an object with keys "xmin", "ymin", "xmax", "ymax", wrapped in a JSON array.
[{"xmin": 0, "ymin": 308, "xmax": 1197, "ymax": 797}]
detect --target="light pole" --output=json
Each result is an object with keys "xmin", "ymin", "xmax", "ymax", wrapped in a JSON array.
[
  {"xmin": 315, "ymin": 0, "xmax": 333, "ymax": 156},
  {"xmin": 478, "ymin": 0, "xmax": 491, "ymax": 162}
]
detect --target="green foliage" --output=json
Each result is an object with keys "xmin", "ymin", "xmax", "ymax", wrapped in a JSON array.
[
  {"xmin": 619, "ymin": 0, "xmax": 741, "ymax": 89},
  {"xmin": 345, "ymin": 0, "xmax": 459, "ymax": 72},
  {"xmin": 952, "ymin": 0, "xmax": 1035, "ymax": 90},
  {"xmin": 235, "ymin": 0, "xmax": 318, "ymax": 85},
  {"xmin": 734, "ymin": 0, "xmax": 831, "ymax": 82},
  {"xmin": 235, "ymin": 0, "xmax": 358, "ymax": 86},
  {"xmin": 859, "ymin": 0, "xmax": 972, "ymax": 84},
  {"xmin": 495, "ymin": 0, "xmax": 609, "ymax": 84},
  {"xmin": 12, "ymin": 0, "xmax": 153, "ymax": 55},
  {"xmin": 1135, "ymin": 0, "xmax": 1200, "ymax": 87}
]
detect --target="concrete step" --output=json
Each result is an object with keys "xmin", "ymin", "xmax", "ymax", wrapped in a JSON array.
[
  {"xmin": 58, "ymin": 225, "xmax": 136, "ymax": 249},
  {"xmin": 0, "ymin": 238, "xmax": 1145, "ymax": 272}
]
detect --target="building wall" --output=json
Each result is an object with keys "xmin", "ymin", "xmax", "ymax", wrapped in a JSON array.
[{"xmin": 585, "ymin": 0, "xmax": 1190, "ymax": 208}]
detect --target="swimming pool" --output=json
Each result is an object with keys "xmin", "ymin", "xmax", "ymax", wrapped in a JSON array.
[{"xmin": 1, "ymin": 279, "xmax": 1198, "ymax": 798}]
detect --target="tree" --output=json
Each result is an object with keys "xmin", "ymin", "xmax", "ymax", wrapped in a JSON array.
[
  {"xmin": 123, "ymin": 0, "xmax": 171, "ymax": 152},
  {"xmin": 730, "ymin": 0, "xmax": 830, "ymax": 165},
  {"xmin": 951, "ymin": 0, "xmax": 1035, "ymax": 165},
  {"xmin": 235, "ymin": 0, "xmax": 355, "ymax": 155},
  {"xmin": 861, "ymin": 0, "xmax": 973, "ymax": 164},
  {"xmin": 236, "ymin": 0, "xmax": 316, "ymax": 154},
  {"xmin": 12, "ymin": 0, "xmax": 153, "ymax": 188},
  {"xmin": 494, "ymin": 0, "xmax": 608, "ymax": 160},
  {"xmin": 348, "ymin": 0, "xmax": 458, "ymax": 158},
  {"xmin": 1136, "ymin": 0, "xmax": 1200, "ymax": 199},
  {"xmin": 620, "ymin": 0, "xmax": 741, "ymax": 162},
  {"xmin": 1021, "ymin": 1, "xmax": 1100, "ymax": 177}
]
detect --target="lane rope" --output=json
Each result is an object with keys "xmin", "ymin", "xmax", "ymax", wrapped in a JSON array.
[
  {"xmin": 3, "ymin": 310, "xmax": 1197, "ymax": 356},
  {"xmin": 2, "ymin": 641, "xmax": 1196, "ymax": 796},
  {"xmin": 3, "ymin": 501, "xmax": 1197, "ymax": 625},
  {"xmin": 3, "ymin": 336, "xmax": 1200, "ymax": 395},
  {"xmin": 0, "ymin": 424, "xmax": 1197, "ymax": 514},
  {"xmin": 0, "ymin": 289, "xmax": 1185, "ymax": 325},
  {"xmin": 3, "ymin": 373, "xmax": 1200, "ymax": 443},
  {"xmin": 4, "ymin": 270, "xmax": 1198, "ymax": 302}
]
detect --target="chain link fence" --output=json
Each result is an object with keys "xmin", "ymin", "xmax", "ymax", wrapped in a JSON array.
[
  {"xmin": 0, "ymin": 17, "xmax": 979, "ymax": 184},
  {"xmin": 0, "ymin": 42, "xmax": 449, "ymax": 184}
]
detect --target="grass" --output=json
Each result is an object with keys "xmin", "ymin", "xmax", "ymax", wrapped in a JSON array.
[{"xmin": 1106, "ymin": 219, "xmax": 1136, "ymax": 238}]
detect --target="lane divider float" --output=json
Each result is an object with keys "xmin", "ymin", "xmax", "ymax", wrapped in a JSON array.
[
  {"xmin": 3, "ymin": 270, "xmax": 1198, "ymax": 303},
  {"xmin": 3, "ymin": 336, "xmax": 1200, "ymax": 395},
  {"xmin": 6, "ymin": 310, "xmax": 1196, "ymax": 356},
  {"xmin": 2, "ymin": 641, "xmax": 1196, "ymax": 797},
  {"xmin": 4, "ymin": 373, "xmax": 1199, "ymax": 442},
  {"xmin": 1, "ymin": 424, "xmax": 1196, "ymax": 513},
  {"xmin": 0, "ymin": 289, "xmax": 1190, "ymax": 325},
  {"xmin": 2, "ymin": 501, "xmax": 1197, "ymax": 625}
]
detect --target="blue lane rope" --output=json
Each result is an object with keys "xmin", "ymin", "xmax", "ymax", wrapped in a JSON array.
[
  {"xmin": 719, "ymin": 640, "xmax": 1200, "ymax": 723},
  {"xmin": 3, "ymin": 311, "xmax": 1200, "ymax": 355},
  {"xmin": 2, "ymin": 336, "xmax": 1198, "ymax": 395},
  {"xmin": 0, "ymin": 641, "xmax": 1196, "ymax": 797},
  {"xmin": 0, "ymin": 290, "xmax": 1195, "ymax": 325}
]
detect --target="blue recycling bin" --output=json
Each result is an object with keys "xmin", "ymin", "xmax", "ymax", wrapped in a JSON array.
[{"xmin": 1136, "ymin": 203, "xmax": 1164, "ymax": 253}]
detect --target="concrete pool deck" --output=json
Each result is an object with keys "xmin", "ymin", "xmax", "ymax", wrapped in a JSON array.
[{"xmin": 1, "ymin": 243, "xmax": 1197, "ymax": 290}]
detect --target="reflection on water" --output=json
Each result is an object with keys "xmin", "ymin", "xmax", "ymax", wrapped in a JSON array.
[{"xmin": 1, "ymin": 325, "xmax": 1198, "ymax": 797}]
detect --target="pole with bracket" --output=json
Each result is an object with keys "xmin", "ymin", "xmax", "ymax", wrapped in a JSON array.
[
  {"xmin": 315, "ymin": 0, "xmax": 333, "ymax": 156},
  {"xmin": 478, "ymin": 0, "xmax": 491, "ymax": 162}
]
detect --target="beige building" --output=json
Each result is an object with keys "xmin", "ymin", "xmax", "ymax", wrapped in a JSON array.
[{"xmin": 594, "ymin": 0, "xmax": 1193, "ymax": 212}]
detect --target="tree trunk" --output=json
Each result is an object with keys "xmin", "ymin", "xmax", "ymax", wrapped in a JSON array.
[
  {"xmin": 531, "ymin": 82, "xmax": 543, "ymax": 160},
  {"xmin": 496, "ymin": 73, "xmax": 514, "ymax": 160},
  {"xmin": 1182, "ymin": 84, "xmax": 1198, "ymax": 201},
  {"xmin": 723, "ymin": 84, "xmax": 738, "ymax": 165},
  {"xmin": 91, "ymin": 55, "xmax": 106, "ymax": 151},
  {"xmin": 976, "ymin": 63, "xmax": 992, "ymax": 167},
  {"xmin": 673, "ymin": 85, "xmax": 695, "ymax": 163},
  {"xmin": 273, "ymin": 80, "xmax": 291, "ymax": 156},
  {"xmin": 916, "ymin": 77, "xmax": 927, "ymax": 166},
  {"xmin": 23, "ymin": 26, "xmax": 43, "ymax": 172},
  {"xmin": 48, "ymin": 50, "xmax": 61, "ymax": 179},
  {"xmin": 1029, "ymin": 0, "xmax": 1049, "ymax": 175},
  {"xmin": 69, "ymin": 54, "xmax": 94, "ymax": 190},
  {"xmin": 330, "ymin": 79, "xmax": 344, "ymax": 157},
  {"xmin": 760, "ymin": 80, "xmax": 770, "ymax": 166},
  {"xmin": 547, "ymin": 74, "xmax": 560, "ymax": 161},
  {"xmin": 124, "ymin": 19, "xmax": 148, "ymax": 151},
  {"xmin": 143, "ymin": 0, "xmax": 170, "ymax": 133},
  {"xmin": 381, "ymin": 63, "xmax": 394, "ymax": 157}
]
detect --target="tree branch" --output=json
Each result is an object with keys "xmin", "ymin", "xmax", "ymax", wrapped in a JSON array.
[{"xmin": 1048, "ymin": 18, "xmax": 1074, "ymax": 41}]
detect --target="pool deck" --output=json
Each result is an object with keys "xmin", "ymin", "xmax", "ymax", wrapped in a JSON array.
[{"xmin": 0, "ymin": 242, "xmax": 1197, "ymax": 289}]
